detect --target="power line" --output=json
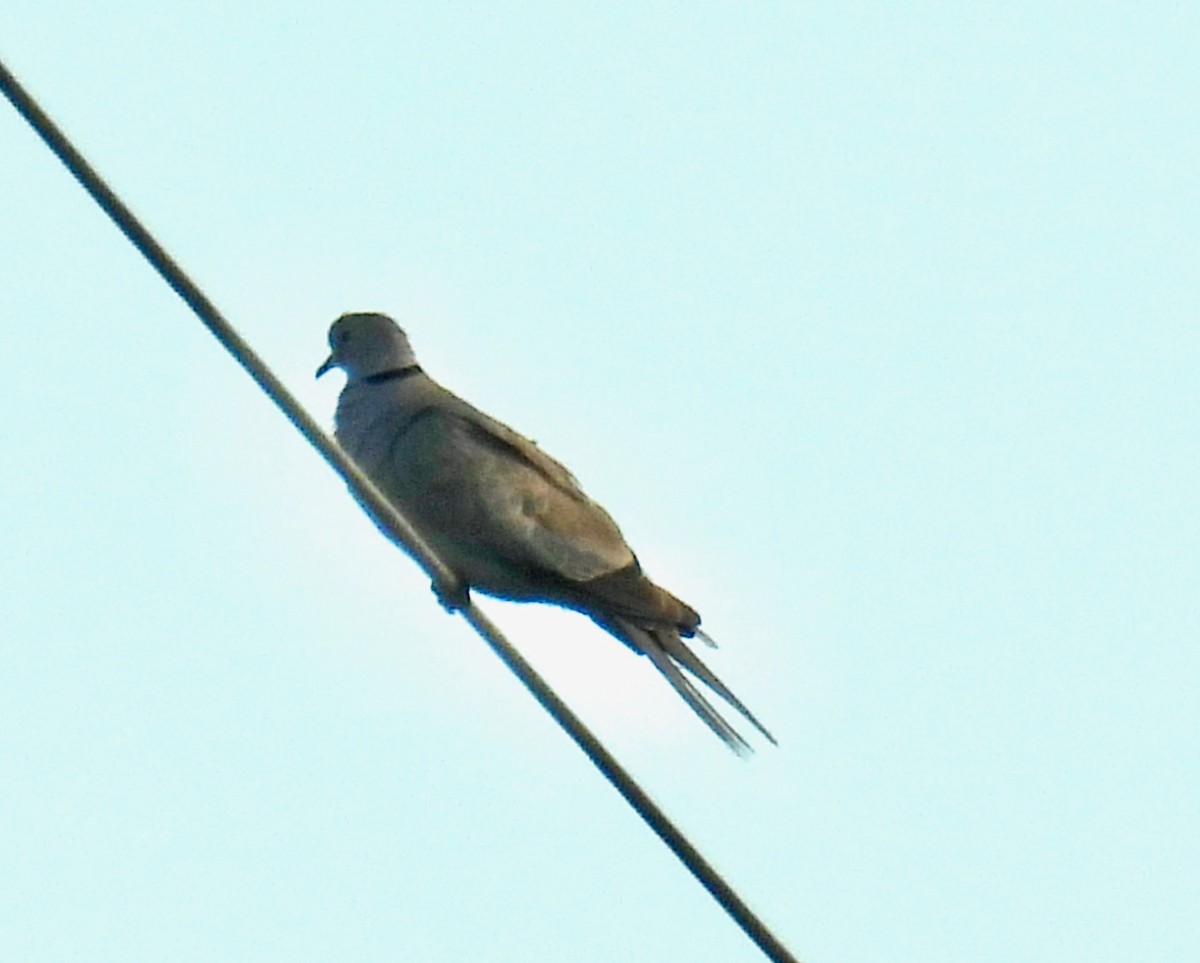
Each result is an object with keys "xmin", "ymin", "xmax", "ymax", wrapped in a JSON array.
[{"xmin": 0, "ymin": 58, "xmax": 800, "ymax": 963}]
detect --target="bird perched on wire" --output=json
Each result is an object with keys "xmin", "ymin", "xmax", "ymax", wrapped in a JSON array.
[{"xmin": 317, "ymin": 311, "xmax": 775, "ymax": 754}]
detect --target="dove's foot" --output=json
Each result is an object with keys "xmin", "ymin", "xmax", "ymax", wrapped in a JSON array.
[{"xmin": 433, "ymin": 577, "xmax": 470, "ymax": 612}]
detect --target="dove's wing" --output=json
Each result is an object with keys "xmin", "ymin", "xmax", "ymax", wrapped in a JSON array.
[
  {"xmin": 444, "ymin": 398, "xmax": 587, "ymax": 502},
  {"xmin": 379, "ymin": 405, "xmax": 635, "ymax": 596}
]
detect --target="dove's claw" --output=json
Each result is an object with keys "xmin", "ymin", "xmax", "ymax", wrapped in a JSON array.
[{"xmin": 433, "ymin": 577, "xmax": 470, "ymax": 612}]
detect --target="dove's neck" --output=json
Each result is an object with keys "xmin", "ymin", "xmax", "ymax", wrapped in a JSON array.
[{"xmin": 362, "ymin": 364, "xmax": 423, "ymax": 385}]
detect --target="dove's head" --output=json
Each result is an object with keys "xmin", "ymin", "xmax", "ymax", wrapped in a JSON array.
[{"xmin": 316, "ymin": 312, "xmax": 418, "ymax": 380}]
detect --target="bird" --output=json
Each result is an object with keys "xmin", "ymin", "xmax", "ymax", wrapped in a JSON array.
[{"xmin": 317, "ymin": 311, "xmax": 775, "ymax": 754}]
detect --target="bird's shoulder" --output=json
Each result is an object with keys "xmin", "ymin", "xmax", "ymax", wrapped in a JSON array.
[{"xmin": 386, "ymin": 379, "xmax": 586, "ymax": 502}]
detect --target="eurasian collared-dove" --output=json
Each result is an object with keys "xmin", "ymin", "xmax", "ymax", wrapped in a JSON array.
[{"xmin": 318, "ymin": 311, "xmax": 775, "ymax": 754}]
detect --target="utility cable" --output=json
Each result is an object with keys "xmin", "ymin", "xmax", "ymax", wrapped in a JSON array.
[{"xmin": 0, "ymin": 58, "xmax": 799, "ymax": 963}]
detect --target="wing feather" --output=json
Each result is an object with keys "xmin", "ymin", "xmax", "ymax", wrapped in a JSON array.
[{"xmin": 385, "ymin": 409, "xmax": 633, "ymax": 586}]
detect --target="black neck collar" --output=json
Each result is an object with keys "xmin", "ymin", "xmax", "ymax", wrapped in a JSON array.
[{"xmin": 362, "ymin": 364, "xmax": 423, "ymax": 385}]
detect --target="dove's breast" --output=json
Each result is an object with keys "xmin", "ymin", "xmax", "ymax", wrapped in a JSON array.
[{"xmin": 333, "ymin": 383, "xmax": 422, "ymax": 474}]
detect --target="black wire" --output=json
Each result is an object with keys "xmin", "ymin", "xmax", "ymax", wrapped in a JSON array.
[{"xmin": 0, "ymin": 58, "xmax": 800, "ymax": 963}]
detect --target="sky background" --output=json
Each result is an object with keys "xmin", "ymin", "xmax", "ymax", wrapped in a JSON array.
[{"xmin": 1, "ymin": 3, "xmax": 1197, "ymax": 961}]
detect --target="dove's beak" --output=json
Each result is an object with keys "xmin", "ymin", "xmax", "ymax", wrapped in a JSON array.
[{"xmin": 316, "ymin": 354, "xmax": 337, "ymax": 379}]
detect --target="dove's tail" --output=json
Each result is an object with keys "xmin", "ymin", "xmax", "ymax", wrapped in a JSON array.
[{"xmin": 610, "ymin": 616, "xmax": 777, "ymax": 756}]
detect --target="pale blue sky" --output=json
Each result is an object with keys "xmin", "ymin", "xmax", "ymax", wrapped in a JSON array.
[{"xmin": 2, "ymin": 4, "xmax": 1197, "ymax": 961}]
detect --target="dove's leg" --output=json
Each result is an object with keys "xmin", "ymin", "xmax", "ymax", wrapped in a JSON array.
[{"xmin": 432, "ymin": 576, "xmax": 471, "ymax": 612}]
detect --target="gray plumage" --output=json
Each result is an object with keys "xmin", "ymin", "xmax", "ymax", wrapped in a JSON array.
[{"xmin": 318, "ymin": 311, "xmax": 775, "ymax": 754}]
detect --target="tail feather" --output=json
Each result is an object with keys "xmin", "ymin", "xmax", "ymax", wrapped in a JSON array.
[
  {"xmin": 613, "ymin": 616, "xmax": 775, "ymax": 754},
  {"xmin": 658, "ymin": 631, "xmax": 778, "ymax": 747},
  {"xmin": 636, "ymin": 626, "xmax": 753, "ymax": 756}
]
